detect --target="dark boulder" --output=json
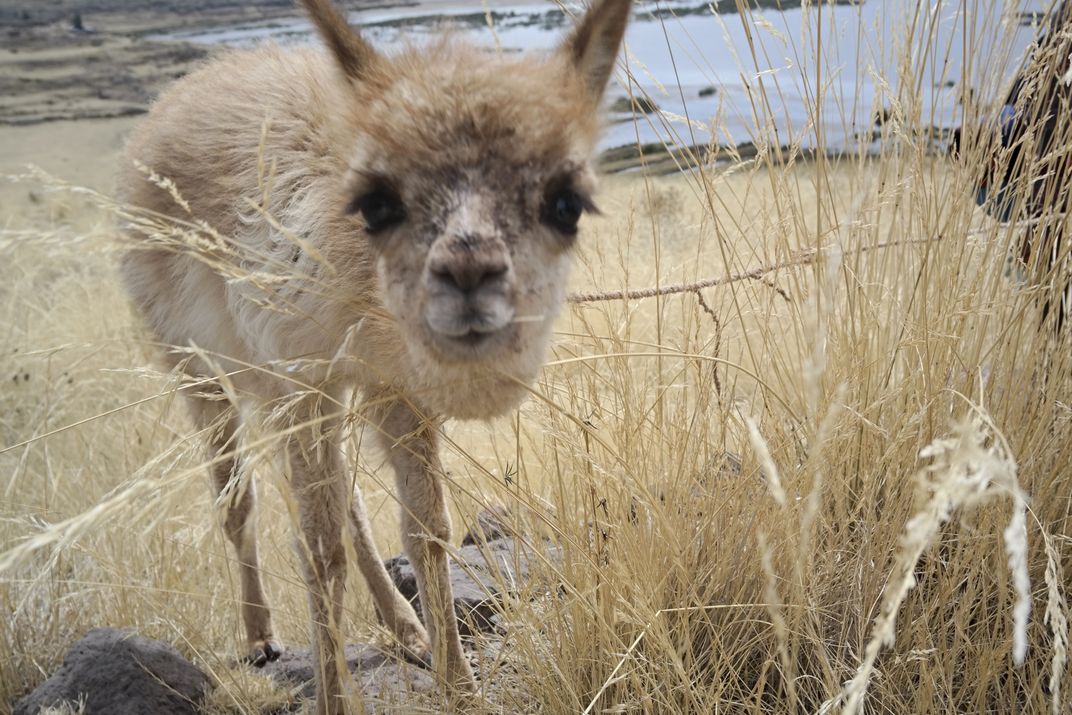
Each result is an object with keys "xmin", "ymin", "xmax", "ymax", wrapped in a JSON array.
[
  {"xmin": 460, "ymin": 505, "xmax": 515, "ymax": 546},
  {"xmin": 14, "ymin": 627, "xmax": 211, "ymax": 715},
  {"xmin": 609, "ymin": 95, "xmax": 659, "ymax": 114}
]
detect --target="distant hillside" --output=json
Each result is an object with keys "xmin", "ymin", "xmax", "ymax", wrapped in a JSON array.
[{"xmin": 0, "ymin": 1, "xmax": 384, "ymax": 35}]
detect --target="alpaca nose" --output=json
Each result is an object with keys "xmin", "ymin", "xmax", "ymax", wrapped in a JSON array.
[
  {"xmin": 431, "ymin": 260, "xmax": 508, "ymax": 294},
  {"xmin": 428, "ymin": 235, "xmax": 510, "ymax": 295}
]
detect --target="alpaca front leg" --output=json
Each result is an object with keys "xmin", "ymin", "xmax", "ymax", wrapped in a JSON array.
[
  {"xmin": 288, "ymin": 426, "xmax": 351, "ymax": 715},
  {"xmin": 397, "ymin": 491, "xmax": 473, "ymax": 692},
  {"xmin": 349, "ymin": 486, "xmax": 430, "ymax": 662},
  {"xmin": 369, "ymin": 398, "xmax": 475, "ymax": 694}
]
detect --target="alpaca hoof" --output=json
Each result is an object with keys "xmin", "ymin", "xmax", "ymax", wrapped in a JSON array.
[
  {"xmin": 245, "ymin": 639, "xmax": 284, "ymax": 667},
  {"xmin": 406, "ymin": 646, "xmax": 433, "ymax": 669},
  {"xmin": 446, "ymin": 652, "xmax": 478, "ymax": 693},
  {"xmin": 396, "ymin": 621, "xmax": 431, "ymax": 667}
]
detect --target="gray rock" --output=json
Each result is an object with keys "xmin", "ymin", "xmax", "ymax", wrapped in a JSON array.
[
  {"xmin": 385, "ymin": 536, "xmax": 561, "ymax": 636},
  {"xmin": 14, "ymin": 627, "xmax": 211, "ymax": 715},
  {"xmin": 260, "ymin": 643, "xmax": 434, "ymax": 703},
  {"xmin": 460, "ymin": 505, "xmax": 514, "ymax": 546},
  {"xmin": 608, "ymin": 95, "xmax": 659, "ymax": 115},
  {"xmin": 13, "ymin": 535, "xmax": 560, "ymax": 713}
]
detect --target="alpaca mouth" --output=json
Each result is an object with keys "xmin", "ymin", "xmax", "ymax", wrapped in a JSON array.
[
  {"xmin": 423, "ymin": 297, "xmax": 515, "ymax": 354},
  {"xmin": 438, "ymin": 324, "xmax": 504, "ymax": 345},
  {"xmin": 424, "ymin": 318, "xmax": 514, "ymax": 360},
  {"xmin": 429, "ymin": 310, "xmax": 506, "ymax": 337},
  {"xmin": 454, "ymin": 329, "xmax": 493, "ymax": 346}
]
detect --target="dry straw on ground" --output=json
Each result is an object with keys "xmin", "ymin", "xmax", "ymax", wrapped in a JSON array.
[{"xmin": 2, "ymin": 1, "xmax": 1071, "ymax": 713}]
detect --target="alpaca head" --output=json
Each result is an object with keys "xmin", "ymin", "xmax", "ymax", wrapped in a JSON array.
[{"xmin": 303, "ymin": 0, "xmax": 632, "ymax": 417}]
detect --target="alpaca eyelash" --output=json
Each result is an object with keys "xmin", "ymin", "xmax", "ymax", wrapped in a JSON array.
[{"xmin": 545, "ymin": 172, "xmax": 598, "ymax": 212}]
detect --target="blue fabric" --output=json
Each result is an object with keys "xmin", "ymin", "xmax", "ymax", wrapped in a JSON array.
[{"xmin": 998, "ymin": 105, "xmax": 1017, "ymax": 136}]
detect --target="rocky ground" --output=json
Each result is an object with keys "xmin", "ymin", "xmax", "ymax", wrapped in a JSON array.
[
  {"xmin": 12, "ymin": 511, "xmax": 556, "ymax": 714},
  {"xmin": 0, "ymin": 1, "xmax": 402, "ymax": 125}
]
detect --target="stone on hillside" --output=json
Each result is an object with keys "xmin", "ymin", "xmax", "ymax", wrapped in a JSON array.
[
  {"xmin": 460, "ymin": 506, "xmax": 515, "ymax": 546},
  {"xmin": 609, "ymin": 95, "xmax": 659, "ymax": 114},
  {"xmin": 385, "ymin": 536, "xmax": 561, "ymax": 636},
  {"xmin": 260, "ymin": 643, "xmax": 435, "ymax": 702},
  {"xmin": 14, "ymin": 627, "xmax": 211, "ymax": 715}
]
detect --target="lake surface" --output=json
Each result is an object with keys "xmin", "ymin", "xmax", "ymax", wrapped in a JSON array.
[{"xmin": 157, "ymin": 0, "xmax": 1054, "ymax": 154}]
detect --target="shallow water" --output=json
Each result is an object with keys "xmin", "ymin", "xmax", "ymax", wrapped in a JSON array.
[{"xmin": 157, "ymin": 1, "xmax": 1053, "ymax": 154}]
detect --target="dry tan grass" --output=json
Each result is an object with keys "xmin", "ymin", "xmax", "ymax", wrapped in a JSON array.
[{"xmin": 3, "ymin": 1, "xmax": 1072, "ymax": 713}]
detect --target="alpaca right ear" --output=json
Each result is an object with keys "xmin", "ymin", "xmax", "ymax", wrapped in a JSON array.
[{"xmin": 300, "ymin": 0, "xmax": 379, "ymax": 80}]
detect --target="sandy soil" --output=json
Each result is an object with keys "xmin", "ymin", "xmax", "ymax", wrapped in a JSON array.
[
  {"xmin": 0, "ymin": 117, "xmax": 138, "ymax": 230},
  {"xmin": 0, "ymin": 28, "xmax": 208, "ymax": 126}
]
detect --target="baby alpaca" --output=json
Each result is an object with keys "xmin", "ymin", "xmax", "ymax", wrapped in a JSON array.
[{"xmin": 119, "ymin": 0, "xmax": 631, "ymax": 711}]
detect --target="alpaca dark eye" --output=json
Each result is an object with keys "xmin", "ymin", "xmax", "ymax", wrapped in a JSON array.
[
  {"xmin": 543, "ymin": 189, "xmax": 585, "ymax": 235},
  {"xmin": 349, "ymin": 188, "xmax": 405, "ymax": 234}
]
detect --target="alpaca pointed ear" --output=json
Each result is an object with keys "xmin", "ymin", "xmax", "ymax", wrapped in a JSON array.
[
  {"xmin": 300, "ymin": 0, "xmax": 378, "ymax": 80},
  {"xmin": 559, "ymin": 0, "xmax": 632, "ymax": 102}
]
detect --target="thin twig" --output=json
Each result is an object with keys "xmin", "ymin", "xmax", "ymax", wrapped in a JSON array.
[
  {"xmin": 568, "ymin": 255, "xmax": 809, "ymax": 303},
  {"xmin": 567, "ymin": 236, "xmax": 943, "ymax": 304},
  {"xmin": 693, "ymin": 289, "xmax": 723, "ymax": 399}
]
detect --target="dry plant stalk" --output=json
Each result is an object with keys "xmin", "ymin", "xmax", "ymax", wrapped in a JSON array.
[
  {"xmin": 831, "ymin": 413, "xmax": 1030, "ymax": 715},
  {"xmin": 1041, "ymin": 530, "xmax": 1069, "ymax": 713}
]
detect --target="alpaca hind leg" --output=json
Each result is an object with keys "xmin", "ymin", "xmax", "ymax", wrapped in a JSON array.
[{"xmin": 188, "ymin": 389, "xmax": 280, "ymax": 665}]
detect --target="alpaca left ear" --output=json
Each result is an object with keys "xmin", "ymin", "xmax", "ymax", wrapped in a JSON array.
[
  {"xmin": 300, "ymin": 0, "xmax": 380, "ymax": 81},
  {"xmin": 559, "ymin": 0, "xmax": 633, "ymax": 102}
]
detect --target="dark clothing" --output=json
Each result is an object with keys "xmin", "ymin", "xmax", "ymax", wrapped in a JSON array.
[
  {"xmin": 975, "ymin": 1, "xmax": 1072, "ymax": 329},
  {"xmin": 980, "ymin": 1, "xmax": 1072, "ymax": 227}
]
